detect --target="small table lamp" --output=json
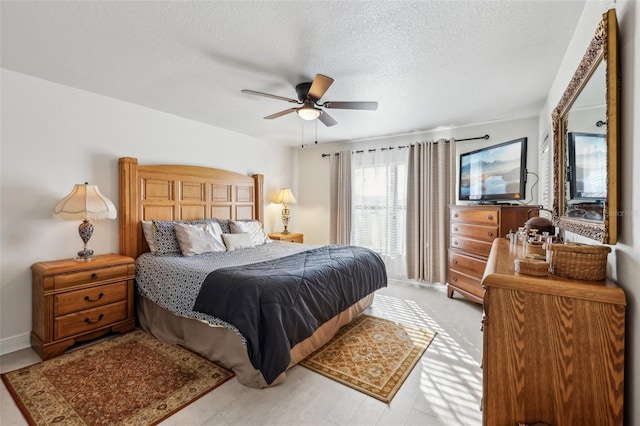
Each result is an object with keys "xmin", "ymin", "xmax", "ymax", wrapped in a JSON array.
[
  {"xmin": 53, "ymin": 183, "xmax": 117, "ymax": 261},
  {"xmin": 275, "ymin": 188, "xmax": 297, "ymax": 235}
]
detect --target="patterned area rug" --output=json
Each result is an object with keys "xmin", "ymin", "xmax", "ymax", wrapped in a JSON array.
[
  {"xmin": 301, "ymin": 314, "xmax": 436, "ymax": 403},
  {"xmin": 1, "ymin": 330, "xmax": 234, "ymax": 425}
]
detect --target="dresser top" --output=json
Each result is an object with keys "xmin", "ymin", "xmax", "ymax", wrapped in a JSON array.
[{"xmin": 482, "ymin": 238, "xmax": 625, "ymax": 306}]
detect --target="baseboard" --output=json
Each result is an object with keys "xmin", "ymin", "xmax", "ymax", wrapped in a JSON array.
[{"xmin": 0, "ymin": 332, "xmax": 31, "ymax": 356}]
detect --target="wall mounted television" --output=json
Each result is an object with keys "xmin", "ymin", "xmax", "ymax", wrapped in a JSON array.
[
  {"xmin": 458, "ymin": 137, "xmax": 527, "ymax": 202},
  {"xmin": 567, "ymin": 132, "xmax": 606, "ymax": 200}
]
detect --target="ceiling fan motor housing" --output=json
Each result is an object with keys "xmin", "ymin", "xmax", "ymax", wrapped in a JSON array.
[{"xmin": 295, "ymin": 82, "xmax": 313, "ymax": 101}]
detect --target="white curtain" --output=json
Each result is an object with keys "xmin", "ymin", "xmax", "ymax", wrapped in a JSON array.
[
  {"xmin": 329, "ymin": 150, "xmax": 352, "ymax": 245},
  {"xmin": 351, "ymin": 148, "xmax": 409, "ymax": 278},
  {"xmin": 406, "ymin": 139, "xmax": 456, "ymax": 283}
]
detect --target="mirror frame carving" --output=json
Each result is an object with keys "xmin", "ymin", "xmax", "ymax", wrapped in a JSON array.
[{"xmin": 552, "ymin": 9, "xmax": 619, "ymax": 244}]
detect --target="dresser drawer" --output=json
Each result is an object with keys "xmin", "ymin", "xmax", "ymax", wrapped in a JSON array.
[
  {"xmin": 54, "ymin": 265, "xmax": 130, "ymax": 290},
  {"xmin": 451, "ymin": 223, "xmax": 500, "ymax": 242},
  {"xmin": 451, "ymin": 236, "xmax": 493, "ymax": 258},
  {"xmin": 55, "ymin": 301, "xmax": 128, "ymax": 340},
  {"xmin": 449, "ymin": 250, "xmax": 487, "ymax": 279},
  {"xmin": 451, "ymin": 208, "xmax": 499, "ymax": 225},
  {"xmin": 54, "ymin": 281, "xmax": 128, "ymax": 316},
  {"xmin": 448, "ymin": 270, "xmax": 484, "ymax": 298}
]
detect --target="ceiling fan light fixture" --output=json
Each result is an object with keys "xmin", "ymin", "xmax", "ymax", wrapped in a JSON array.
[{"xmin": 297, "ymin": 102, "xmax": 321, "ymax": 121}]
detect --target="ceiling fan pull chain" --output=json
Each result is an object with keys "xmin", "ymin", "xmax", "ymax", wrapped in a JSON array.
[
  {"xmin": 301, "ymin": 122, "xmax": 305, "ymax": 148},
  {"xmin": 315, "ymin": 119, "xmax": 318, "ymax": 144}
]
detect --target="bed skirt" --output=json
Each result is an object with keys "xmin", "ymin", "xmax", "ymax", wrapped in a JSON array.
[{"xmin": 136, "ymin": 293, "xmax": 375, "ymax": 388}]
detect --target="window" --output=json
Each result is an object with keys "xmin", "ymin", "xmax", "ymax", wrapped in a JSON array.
[{"xmin": 351, "ymin": 149, "xmax": 408, "ymax": 277}]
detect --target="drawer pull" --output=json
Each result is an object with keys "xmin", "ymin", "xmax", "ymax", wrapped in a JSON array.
[
  {"xmin": 453, "ymin": 240, "xmax": 458, "ymax": 245},
  {"xmin": 84, "ymin": 314, "xmax": 104, "ymax": 324},
  {"xmin": 84, "ymin": 293, "xmax": 104, "ymax": 302},
  {"xmin": 91, "ymin": 273, "xmax": 98, "ymax": 280},
  {"xmin": 487, "ymin": 231, "xmax": 494, "ymax": 237},
  {"xmin": 454, "ymin": 213, "xmax": 459, "ymax": 218},
  {"xmin": 452, "ymin": 259, "xmax": 458, "ymax": 264},
  {"xmin": 452, "ymin": 276, "xmax": 458, "ymax": 282},
  {"xmin": 487, "ymin": 214, "xmax": 493, "ymax": 220},
  {"xmin": 453, "ymin": 226, "xmax": 458, "ymax": 232}
]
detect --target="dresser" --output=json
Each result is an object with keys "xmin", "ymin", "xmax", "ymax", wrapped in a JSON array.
[
  {"xmin": 448, "ymin": 204, "xmax": 531, "ymax": 303},
  {"xmin": 269, "ymin": 232, "xmax": 304, "ymax": 243},
  {"xmin": 481, "ymin": 238, "xmax": 625, "ymax": 425},
  {"xmin": 31, "ymin": 254, "xmax": 136, "ymax": 360}
]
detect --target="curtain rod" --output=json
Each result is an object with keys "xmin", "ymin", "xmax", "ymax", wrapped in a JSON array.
[{"xmin": 320, "ymin": 134, "xmax": 489, "ymax": 157}]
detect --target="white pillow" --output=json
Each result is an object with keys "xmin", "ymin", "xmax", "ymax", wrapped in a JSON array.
[
  {"xmin": 229, "ymin": 220, "xmax": 271, "ymax": 245},
  {"xmin": 141, "ymin": 220, "xmax": 157, "ymax": 253},
  {"xmin": 173, "ymin": 221, "xmax": 226, "ymax": 256},
  {"xmin": 222, "ymin": 232, "xmax": 255, "ymax": 251}
]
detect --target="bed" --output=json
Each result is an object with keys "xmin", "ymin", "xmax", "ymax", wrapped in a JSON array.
[{"xmin": 118, "ymin": 157, "xmax": 387, "ymax": 388}]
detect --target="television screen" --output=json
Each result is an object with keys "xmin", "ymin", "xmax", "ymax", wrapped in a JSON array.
[
  {"xmin": 458, "ymin": 137, "xmax": 527, "ymax": 201},
  {"xmin": 567, "ymin": 132, "xmax": 606, "ymax": 200}
]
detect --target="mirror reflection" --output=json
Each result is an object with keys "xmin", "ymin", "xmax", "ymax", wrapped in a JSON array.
[{"xmin": 564, "ymin": 60, "xmax": 606, "ymax": 222}]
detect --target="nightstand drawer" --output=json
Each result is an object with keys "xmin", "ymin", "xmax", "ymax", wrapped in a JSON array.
[
  {"xmin": 55, "ymin": 301, "xmax": 128, "ymax": 340},
  {"xmin": 269, "ymin": 232, "xmax": 304, "ymax": 243},
  {"xmin": 54, "ymin": 265, "xmax": 130, "ymax": 290},
  {"xmin": 55, "ymin": 281, "xmax": 128, "ymax": 316}
]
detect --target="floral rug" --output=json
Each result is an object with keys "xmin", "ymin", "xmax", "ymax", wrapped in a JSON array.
[
  {"xmin": 301, "ymin": 314, "xmax": 436, "ymax": 403},
  {"xmin": 1, "ymin": 330, "xmax": 234, "ymax": 425}
]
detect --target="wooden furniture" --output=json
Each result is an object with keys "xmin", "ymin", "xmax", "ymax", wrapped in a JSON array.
[
  {"xmin": 448, "ymin": 204, "xmax": 531, "ymax": 303},
  {"xmin": 119, "ymin": 157, "xmax": 264, "ymax": 258},
  {"xmin": 31, "ymin": 254, "xmax": 136, "ymax": 360},
  {"xmin": 481, "ymin": 238, "xmax": 625, "ymax": 425},
  {"xmin": 118, "ymin": 157, "xmax": 377, "ymax": 388},
  {"xmin": 269, "ymin": 232, "xmax": 303, "ymax": 243}
]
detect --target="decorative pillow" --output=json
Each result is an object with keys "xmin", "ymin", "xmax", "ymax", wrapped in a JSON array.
[
  {"xmin": 141, "ymin": 220, "xmax": 157, "ymax": 253},
  {"xmin": 222, "ymin": 232, "xmax": 255, "ymax": 251},
  {"xmin": 215, "ymin": 218, "xmax": 231, "ymax": 234},
  {"xmin": 173, "ymin": 222, "xmax": 226, "ymax": 256},
  {"xmin": 229, "ymin": 220, "xmax": 271, "ymax": 245},
  {"xmin": 152, "ymin": 218, "xmax": 218, "ymax": 255}
]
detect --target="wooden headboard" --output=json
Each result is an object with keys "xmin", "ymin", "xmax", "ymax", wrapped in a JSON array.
[{"xmin": 119, "ymin": 157, "xmax": 264, "ymax": 258}]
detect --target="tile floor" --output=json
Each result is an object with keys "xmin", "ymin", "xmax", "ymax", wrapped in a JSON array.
[{"xmin": 1, "ymin": 279, "xmax": 484, "ymax": 425}]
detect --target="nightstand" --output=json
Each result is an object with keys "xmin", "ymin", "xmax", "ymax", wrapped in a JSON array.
[
  {"xmin": 269, "ymin": 232, "xmax": 304, "ymax": 243},
  {"xmin": 31, "ymin": 254, "xmax": 136, "ymax": 360}
]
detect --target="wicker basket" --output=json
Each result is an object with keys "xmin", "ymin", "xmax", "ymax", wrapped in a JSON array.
[
  {"xmin": 546, "ymin": 243, "xmax": 611, "ymax": 281},
  {"xmin": 525, "ymin": 240, "xmax": 546, "ymax": 259},
  {"xmin": 514, "ymin": 258, "xmax": 549, "ymax": 276}
]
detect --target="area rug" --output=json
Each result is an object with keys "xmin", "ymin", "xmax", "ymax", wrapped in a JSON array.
[
  {"xmin": 1, "ymin": 330, "xmax": 234, "ymax": 425},
  {"xmin": 301, "ymin": 314, "xmax": 436, "ymax": 403}
]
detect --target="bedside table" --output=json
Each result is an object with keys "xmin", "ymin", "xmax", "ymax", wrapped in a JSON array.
[
  {"xmin": 31, "ymin": 254, "xmax": 136, "ymax": 360},
  {"xmin": 269, "ymin": 232, "xmax": 304, "ymax": 243}
]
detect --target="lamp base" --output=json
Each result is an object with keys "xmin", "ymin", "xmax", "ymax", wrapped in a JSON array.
[
  {"xmin": 281, "ymin": 229, "xmax": 291, "ymax": 235},
  {"xmin": 75, "ymin": 249, "xmax": 95, "ymax": 262}
]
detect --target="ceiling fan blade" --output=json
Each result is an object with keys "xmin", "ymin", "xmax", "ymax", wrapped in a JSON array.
[
  {"xmin": 307, "ymin": 74, "xmax": 334, "ymax": 101},
  {"xmin": 241, "ymin": 89, "xmax": 299, "ymax": 104},
  {"xmin": 318, "ymin": 111, "xmax": 338, "ymax": 127},
  {"xmin": 323, "ymin": 101, "xmax": 378, "ymax": 110},
  {"xmin": 264, "ymin": 108, "xmax": 298, "ymax": 119}
]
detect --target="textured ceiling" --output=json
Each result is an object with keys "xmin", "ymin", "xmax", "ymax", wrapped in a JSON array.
[{"xmin": 1, "ymin": 1, "xmax": 586, "ymax": 146}]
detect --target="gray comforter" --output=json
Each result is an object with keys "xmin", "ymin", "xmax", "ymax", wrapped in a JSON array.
[{"xmin": 193, "ymin": 244, "xmax": 387, "ymax": 384}]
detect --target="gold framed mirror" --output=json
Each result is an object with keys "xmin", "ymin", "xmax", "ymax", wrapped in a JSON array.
[{"xmin": 552, "ymin": 8, "xmax": 619, "ymax": 244}]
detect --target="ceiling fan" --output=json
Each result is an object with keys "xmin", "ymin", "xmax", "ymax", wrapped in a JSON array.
[{"xmin": 241, "ymin": 74, "xmax": 378, "ymax": 127}]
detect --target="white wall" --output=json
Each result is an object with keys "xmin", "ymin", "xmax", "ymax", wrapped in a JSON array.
[
  {"xmin": 540, "ymin": 1, "xmax": 639, "ymax": 423},
  {"xmin": 297, "ymin": 116, "xmax": 539, "ymax": 245},
  {"xmin": 0, "ymin": 69, "xmax": 296, "ymax": 353}
]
